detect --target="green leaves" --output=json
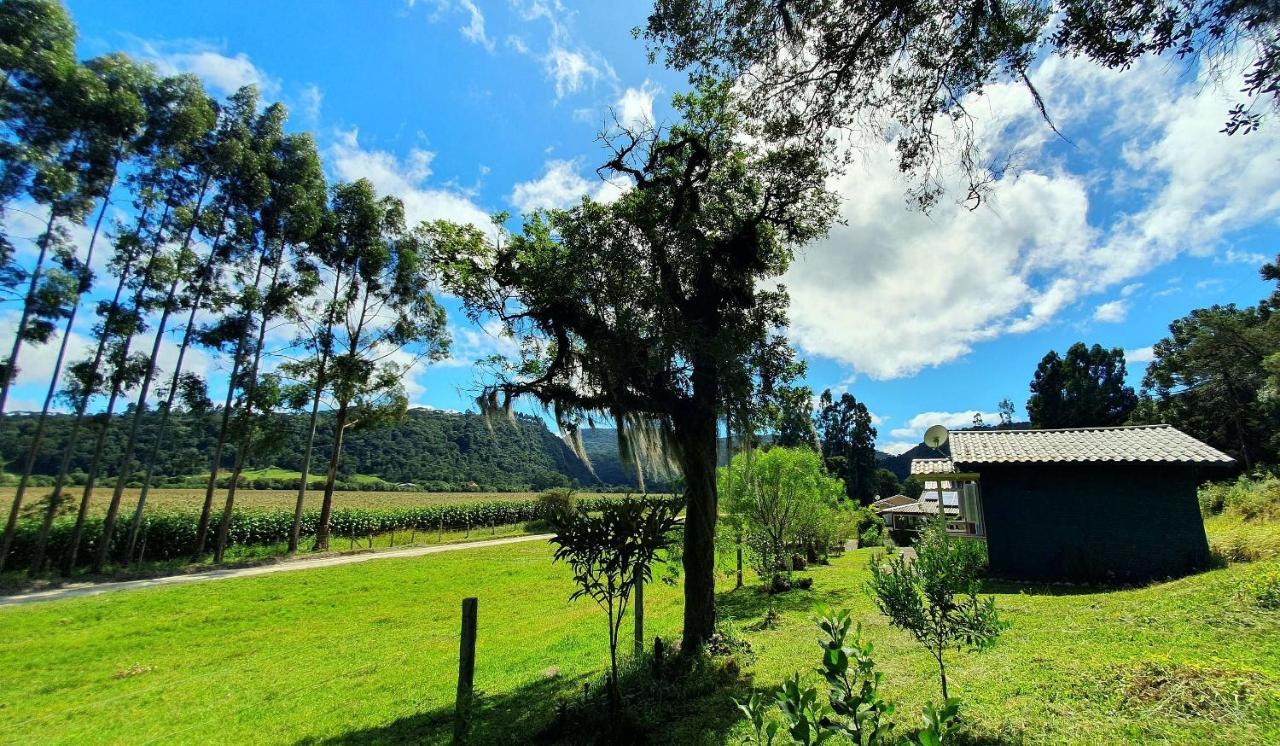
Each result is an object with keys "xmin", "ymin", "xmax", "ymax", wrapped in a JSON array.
[{"xmin": 867, "ymin": 517, "xmax": 1007, "ymax": 701}]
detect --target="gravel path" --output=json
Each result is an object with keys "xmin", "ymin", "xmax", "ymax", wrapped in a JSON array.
[{"xmin": 0, "ymin": 533, "xmax": 554, "ymax": 607}]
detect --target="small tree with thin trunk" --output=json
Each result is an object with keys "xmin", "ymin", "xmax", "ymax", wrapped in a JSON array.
[
  {"xmin": 550, "ymin": 498, "xmax": 679, "ymax": 717},
  {"xmin": 867, "ymin": 517, "xmax": 1006, "ymax": 702}
]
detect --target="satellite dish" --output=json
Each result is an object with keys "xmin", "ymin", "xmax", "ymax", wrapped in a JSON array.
[{"xmin": 923, "ymin": 424, "xmax": 949, "ymax": 449}]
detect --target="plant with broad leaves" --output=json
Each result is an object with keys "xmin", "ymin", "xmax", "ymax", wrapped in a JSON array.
[
  {"xmin": 868, "ymin": 516, "xmax": 1006, "ymax": 702},
  {"xmin": 550, "ymin": 497, "xmax": 679, "ymax": 716},
  {"xmin": 735, "ymin": 690, "xmax": 779, "ymax": 746},
  {"xmin": 913, "ymin": 698, "xmax": 962, "ymax": 746},
  {"xmin": 775, "ymin": 673, "xmax": 832, "ymax": 746},
  {"xmin": 815, "ymin": 608, "xmax": 895, "ymax": 745}
]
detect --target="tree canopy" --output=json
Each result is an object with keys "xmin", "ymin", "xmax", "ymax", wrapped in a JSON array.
[
  {"xmin": 431, "ymin": 82, "xmax": 835, "ymax": 650},
  {"xmin": 815, "ymin": 389, "xmax": 879, "ymax": 504},
  {"xmin": 1026, "ymin": 342, "xmax": 1137, "ymax": 428}
]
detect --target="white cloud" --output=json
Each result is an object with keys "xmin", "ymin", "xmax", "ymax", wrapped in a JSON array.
[
  {"xmin": 457, "ymin": 0, "xmax": 495, "ymax": 50},
  {"xmin": 616, "ymin": 80, "xmax": 659, "ymax": 129},
  {"xmin": 544, "ymin": 47, "xmax": 600, "ymax": 99},
  {"xmin": 888, "ymin": 410, "xmax": 1000, "ymax": 442},
  {"xmin": 137, "ymin": 40, "xmax": 279, "ymax": 96},
  {"xmin": 1092, "ymin": 299, "xmax": 1128, "ymax": 323},
  {"xmin": 784, "ymin": 53, "xmax": 1280, "ymax": 380},
  {"xmin": 1120, "ymin": 282, "xmax": 1143, "ymax": 297},
  {"xmin": 328, "ymin": 129, "xmax": 490, "ymax": 228},
  {"xmin": 879, "ymin": 441, "xmax": 919, "ymax": 456},
  {"xmin": 1125, "ymin": 345, "xmax": 1155, "ymax": 364},
  {"xmin": 509, "ymin": 159, "xmax": 628, "ymax": 213},
  {"xmin": 300, "ymin": 84, "xmax": 323, "ymax": 123},
  {"xmin": 439, "ymin": 319, "xmax": 521, "ymax": 368}
]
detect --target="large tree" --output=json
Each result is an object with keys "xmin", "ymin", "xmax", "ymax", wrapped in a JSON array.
[
  {"xmin": 814, "ymin": 389, "xmax": 878, "ymax": 504},
  {"xmin": 646, "ymin": 0, "xmax": 1279, "ymax": 208},
  {"xmin": 430, "ymin": 83, "xmax": 834, "ymax": 651},
  {"xmin": 1026, "ymin": 342, "xmax": 1137, "ymax": 428}
]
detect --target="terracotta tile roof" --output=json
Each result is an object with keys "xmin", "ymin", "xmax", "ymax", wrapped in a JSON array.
[
  {"xmin": 949, "ymin": 424, "xmax": 1234, "ymax": 466},
  {"xmin": 910, "ymin": 458, "xmax": 955, "ymax": 475}
]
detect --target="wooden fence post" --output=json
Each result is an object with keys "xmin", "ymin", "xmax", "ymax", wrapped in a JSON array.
[
  {"xmin": 454, "ymin": 597, "xmax": 478, "ymax": 744},
  {"xmin": 736, "ymin": 538, "xmax": 743, "ymax": 589},
  {"xmin": 633, "ymin": 568, "xmax": 644, "ymax": 657}
]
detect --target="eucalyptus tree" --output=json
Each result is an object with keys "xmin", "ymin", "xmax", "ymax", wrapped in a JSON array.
[
  {"xmin": 0, "ymin": 0, "xmax": 76, "ymax": 302},
  {"xmin": 0, "ymin": 55, "xmax": 151, "ymax": 574},
  {"xmin": 122, "ymin": 88, "xmax": 268, "ymax": 561},
  {"xmin": 647, "ymin": 0, "xmax": 1280, "ymax": 208},
  {"xmin": 213, "ymin": 128, "xmax": 326, "ymax": 562},
  {"xmin": 279, "ymin": 201, "xmax": 341, "ymax": 553},
  {"xmin": 53, "ymin": 73, "xmax": 216, "ymax": 570},
  {"xmin": 309, "ymin": 179, "xmax": 449, "ymax": 552},
  {"xmin": 430, "ymin": 83, "xmax": 833, "ymax": 650},
  {"xmin": 94, "ymin": 76, "xmax": 218, "ymax": 571}
]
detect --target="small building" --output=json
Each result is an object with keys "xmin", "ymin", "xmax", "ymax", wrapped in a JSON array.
[
  {"xmin": 895, "ymin": 424, "xmax": 1233, "ymax": 583},
  {"xmin": 871, "ymin": 494, "xmax": 916, "ymax": 511}
]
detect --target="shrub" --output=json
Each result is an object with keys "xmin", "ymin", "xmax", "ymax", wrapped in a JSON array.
[
  {"xmin": 1199, "ymin": 475, "xmax": 1280, "ymax": 521},
  {"xmin": 868, "ymin": 516, "xmax": 1006, "ymax": 702},
  {"xmin": 538, "ymin": 487, "xmax": 578, "ymax": 525}
]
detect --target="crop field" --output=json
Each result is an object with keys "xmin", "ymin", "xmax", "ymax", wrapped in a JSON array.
[
  {"xmin": 2, "ymin": 526, "xmax": 1278, "ymax": 744},
  {"xmin": 1, "ymin": 487, "xmax": 544, "ymax": 518}
]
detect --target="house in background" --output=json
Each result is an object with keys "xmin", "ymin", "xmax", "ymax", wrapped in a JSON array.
[{"xmin": 876, "ymin": 424, "xmax": 1234, "ymax": 583}]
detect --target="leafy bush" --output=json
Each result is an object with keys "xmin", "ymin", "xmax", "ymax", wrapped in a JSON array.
[
  {"xmin": 868, "ymin": 516, "xmax": 1006, "ymax": 701},
  {"xmin": 736, "ymin": 608, "xmax": 961, "ymax": 746},
  {"xmin": 538, "ymin": 487, "xmax": 578, "ymax": 525},
  {"xmin": 1199, "ymin": 475, "xmax": 1280, "ymax": 521}
]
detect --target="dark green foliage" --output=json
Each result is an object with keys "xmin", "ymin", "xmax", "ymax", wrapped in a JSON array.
[
  {"xmin": 1027, "ymin": 342, "xmax": 1137, "ymax": 428},
  {"xmin": 0, "ymin": 409, "xmax": 662, "ymax": 491},
  {"xmin": 902, "ymin": 476, "xmax": 925, "ymax": 499},
  {"xmin": 868, "ymin": 518, "xmax": 1006, "ymax": 701},
  {"xmin": 4, "ymin": 494, "xmax": 679, "ymax": 570},
  {"xmin": 1133, "ymin": 260, "xmax": 1280, "ymax": 468},
  {"xmin": 874, "ymin": 468, "xmax": 900, "ymax": 500},
  {"xmin": 815, "ymin": 389, "xmax": 878, "ymax": 504}
]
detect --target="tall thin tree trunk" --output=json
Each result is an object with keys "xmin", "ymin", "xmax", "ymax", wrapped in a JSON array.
[
  {"xmin": 0, "ymin": 207, "xmax": 59, "ymax": 414},
  {"xmin": 289, "ymin": 270, "xmax": 342, "ymax": 553},
  {"xmin": 193, "ymin": 336, "xmax": 246, "ymax": 557},
  {"xmin": 214, "ymin": 254, "xmax": 282, "ymax": 563},
  {"xmin": 63, "ymin": 204, "xmax": 170, "ymax": 570},
  {"xmin": 314, "ymin": 400, "xmax": 350, "ymax": 552},
  {"xmin": 96, "ymin": 185, "xmax": 210, "ymax": 571},
  {"xmin": 124, "ymin": 223, "xmax": 225, "ymax": 561},
  {"xmin": 676, "ymin": 372, "xmax": 720, "ymax": 653},
  {"xmin": 0, "ymin": 172, "xmax": 116, "ymax": 573}
]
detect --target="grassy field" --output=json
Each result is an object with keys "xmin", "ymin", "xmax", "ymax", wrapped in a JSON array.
[
  {"xmin": 1, "ymin": 525, "xmax": 1278, "ymax": 743},
  {"xmin": 1, "ymin": 487, "xmax": 543, "ymax": 517}
]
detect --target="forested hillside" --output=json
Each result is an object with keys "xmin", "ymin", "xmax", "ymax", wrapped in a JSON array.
[{"xmin": 0, "ymin": 408, "xmax": 666, "ymax": 492}]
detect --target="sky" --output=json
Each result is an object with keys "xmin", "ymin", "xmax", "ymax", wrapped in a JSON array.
[{"xmin": 3, "ymin": 0, "xmax": 1279, "ymax": 454}]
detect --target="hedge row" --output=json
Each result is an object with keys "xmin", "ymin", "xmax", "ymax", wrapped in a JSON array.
[{"xmin": 8, "ymin": 495, "xmax": 683, "ymax": 569}]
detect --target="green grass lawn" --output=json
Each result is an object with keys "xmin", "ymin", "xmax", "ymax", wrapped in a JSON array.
[{"xmin": 2, "ymin": 537, "xmax": 1278, "ymax": 744}]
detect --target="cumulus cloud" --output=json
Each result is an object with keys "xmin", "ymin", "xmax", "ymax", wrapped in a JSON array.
[
  {"xmin": 508, "ymin": 0, "xmax": 616, "ymax": 100},
  {"xmin": 439, "ymin": 319, "xmax": 521, "ymax": 368},
  {"xmin": 136, "ymin": 40, "xmax": 279, "ymax": 96},
  {"xmin": 328, "ymin": 129, "xmax": 490, "ymax": 228},
  {"xmin": 1125, "ymin": 345, "xmax": 1156, "ymax": 364},
  {"xmin": 784, "ymin": 53, "xmax": 1280, "ymax": 380},
  {"xmin": 616, "ymin": 80, "xmax": 659, "ymax": 129},
  {"xmin": 544, "ymin": 47, "xmax": 602, "ymax": 99},
  {"xmin": 1092, "ymin": 299, "xmax": 1128, "ymax": 323},
  {"xmin": 509, "ymin": 159, "xmax": 628, "ymax": 213}
]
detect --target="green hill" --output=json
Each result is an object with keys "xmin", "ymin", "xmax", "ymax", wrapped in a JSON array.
[{"xmin": 0, "ymin": 408, "xmax": 668, "ymax": 492}]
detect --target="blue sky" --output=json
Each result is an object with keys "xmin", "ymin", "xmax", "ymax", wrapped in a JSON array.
[{"xmin": 5, "ymin": 1, "xmax": 1278, "ymax": 454}]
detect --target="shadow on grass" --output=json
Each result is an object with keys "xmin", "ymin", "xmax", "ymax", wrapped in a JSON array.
[
  {"xmin": 716, "ymin": 578, "xmax": 848, "ymax": 624},
  {"xmin": 296, "ymin": 651, "xmax": 750, "ymax": 745}
]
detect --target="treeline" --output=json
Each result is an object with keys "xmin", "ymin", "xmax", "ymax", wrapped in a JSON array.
[
  {"xmin": 0, "ymin": 408, "xmax": 657, "ymax": 492},
  {"xmin": 0, "ymin": 1, "xmax": 459, "ymax": 575}
]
